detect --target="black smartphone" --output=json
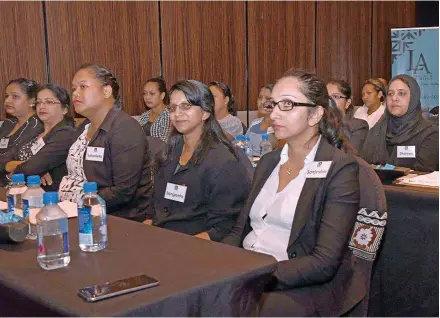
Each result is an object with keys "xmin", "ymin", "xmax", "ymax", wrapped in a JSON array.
[{"xmin": 78, "ymin": 274, "xmax": 159, "ymax": 302}]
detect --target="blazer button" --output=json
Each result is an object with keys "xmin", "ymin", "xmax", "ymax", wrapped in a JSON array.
[{"xmin": 289, "ymin": 252, "xmax": 297, "ymax": 258}]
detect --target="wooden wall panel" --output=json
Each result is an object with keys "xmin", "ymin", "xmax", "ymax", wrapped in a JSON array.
[
  {"xmin": 248, "ymin": 2, "xmax": 315, "ymax": 111},
  {"xmin": 372, "ymin": 2, "xmax": 417, "ymax": 80},
  {"xmin": 0, "ymin": 2, "xmax": 47, "ymax": 119},
  {"xmin": 45, "ymin": 1, "xmax": 161, "ymax": 116},
  {"xmin": 161, "ymin": 1, "xmax": 247, "ymax": 111},
  {"xmin": 316, "ymin": 2, "xmax": 372, "ymax": 105}
]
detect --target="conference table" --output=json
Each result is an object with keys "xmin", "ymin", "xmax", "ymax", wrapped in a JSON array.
[
  {"xmin": 0, "ymin": 215, "xmax": 277, "ymax": 316},
  {"xmin": 0, "ymin": 180, "xmax": 437, "ymax": 316},
  {"xmin": 369, "ymin": 183, "xmax": 439, "ymax": 317}
]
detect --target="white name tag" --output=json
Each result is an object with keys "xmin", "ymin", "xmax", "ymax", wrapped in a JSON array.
[
  {"xmin": 305, "ymin": 161, "xmax": 332, "ymax": 178},
  {"xmin": 267, "ymin": 127, "xmax": 274, "ymax": 134},
  {"xmin": 164, "ymin": 182, "xmax": 187, "ymax": 203},
  {"xmin": 31, "ymin": 138, "xmax": 45, "ymax": 155},
  {"xmin": 397, "ymin": 146, "xmax": 416, "ymax": 158},
  {"xmin": 86, "ymin": 147, "xmax": 105, "ymax": 162},
  {"xmin": 0, "ymin": 138, "xmax": 9, "ymax": 149}
]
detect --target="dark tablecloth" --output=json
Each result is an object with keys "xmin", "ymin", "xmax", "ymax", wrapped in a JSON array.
[
  {"xmin": 369, "ymin": 185, "xmax": 439, "ymax": 317},
  {"xmin": 0, "ymin": 216, "xmax": 277, "ymax": 316}
]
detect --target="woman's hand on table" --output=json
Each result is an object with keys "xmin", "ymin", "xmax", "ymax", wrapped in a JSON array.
[
  {"xmin": 41, "ymin": 173, "xmax": 53, "ymax": 186},
  {"xmin": 194, "ymin": 232, "xmax": 211, "ymax": 240},
  {"xmin": 143, "ymin": 219, "xmax": 153, "ymax": 225}
]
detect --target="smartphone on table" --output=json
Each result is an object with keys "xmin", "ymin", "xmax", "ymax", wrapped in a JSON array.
[{"xmin": 78, "ymin": 274, "xmax": 159, "ymax": 302}]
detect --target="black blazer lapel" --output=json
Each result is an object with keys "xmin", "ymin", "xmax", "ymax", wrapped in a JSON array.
[{"xmin": 287, "ymin": 139, "xmax": 336, "ymax": 248}]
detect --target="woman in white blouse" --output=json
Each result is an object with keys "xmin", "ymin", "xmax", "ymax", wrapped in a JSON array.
[
  {"xmin": 223, "ymin": 69, "xmax": 364, "ymax": 317},
  {"xmin": 353, "ymin": 78, "xmax": 386, "ymax": 129}
]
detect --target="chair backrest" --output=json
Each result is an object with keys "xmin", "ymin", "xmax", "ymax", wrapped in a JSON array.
[
  {"xmin": 345, "ymin": 157, "xmax": 388, "ymax": 316},
  {"xmin": 241, "ymin": 122, "xmax": 248, "ymax": 135},
  {"xmin": 146, "ymin": 136, "xmax": 166, "ymax": 158}
]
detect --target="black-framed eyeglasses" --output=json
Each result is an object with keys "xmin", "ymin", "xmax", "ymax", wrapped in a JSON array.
[
  {"xmin": 263, "ymin": 100, "xmax": 316, "ymax": 111},
  {"xmin": 34, "ymin": 100, "xmax": 61, "ymax": 107},
  {"xmin": 330, "ymin": 94, "xmax": 348, "ymax": 101},
  {"xmin": 166, "ymin": 102, "xmax": 193, "ymax": 113}
]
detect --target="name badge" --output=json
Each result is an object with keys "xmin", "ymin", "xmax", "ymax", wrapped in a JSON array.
[
  {"xmin": 31, "ymin": 138, "xmax": 45, "ymax": 155},
  {"xmin": 267, "ymin": 127, "xmax": 274, "ymax": 134},
  {"xmin": 0, "ymin": 138, "xmax": 9, "ymax": 149},
  {"xmin": 397, "ymin": 146, "xmax": 416, "ymax": 158},
  {"xmin": 305, "ymin": 161, "xmax": 332, "ymax": 178},
  {"xmin": 164, "ymin": 182, "xmax": 187, "ymax": 203},
  {"xmin": 86, "ymin": 147, "xmax": 105, "ymax": 162}
]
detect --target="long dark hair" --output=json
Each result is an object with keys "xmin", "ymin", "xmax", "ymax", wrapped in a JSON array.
[
  {"xmin": 157, "ymin": 80, "xmax": 237, "ymax": 167},
  {"xmin": 279, "ymin": 69, "xmax": 355, "ymax": 154},
  {"xmin": 328, "ymin": 79, "xmax": 354, "ymax": 118},
  {"xmin": 145, "ymin": 77, "xmax": 170, "ymax": 105},
  {"xmin": 78, "ymin": 63, "xmax": 122, "ymax": 109},
  {"xmin": 208, "ymin": 81, "xmax": 237, "ymax": 116},
  {"xmin": 37, "ymin": 83, "xmax": 75, "ymax": 127}
]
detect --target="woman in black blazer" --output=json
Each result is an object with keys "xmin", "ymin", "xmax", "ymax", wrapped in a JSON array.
[
  {"xmin": 2, "ymin": 84, "xmax": 75, "ymax": 191},
  {"xmin": 327, "ymin": 79, "xmax": 369, "ymax": 152},
  {"xmin": 223, "ymin": 69, "xmax": 364, "ymax": 316},
  {"xmin": 149, "ymin": 80, "xmax": 253, "ymax": 242},
  {"xmin": 58, "ymin": 64, "xmax": 152, "ymax": 221}
]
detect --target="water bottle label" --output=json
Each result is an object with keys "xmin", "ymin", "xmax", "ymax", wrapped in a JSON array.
[
  {"xmin": 23, "ymin": 199, "xmax": 29, "ymax": 220},
  {"xmin": 63, "ymin": 231, "xmax": 69, "ymax": 254},
  {"xmin": 38, "ymin": 235, "xmax": 45, "ymax": 255},
  {"xmin": 7, "ymin": 195, "xmax": 14, "ymax": 213},
  {"xmin": 78, "ymin": 207, "xmax": 93, "ymax": 245},
  {"xmin": 61, "ymin": 218, "xmax": 69, "ymax": 253}
]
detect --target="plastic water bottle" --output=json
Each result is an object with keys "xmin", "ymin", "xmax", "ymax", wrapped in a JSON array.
[
  {"xmin": 260, "ymin": 134, "xmax": 273, "ymax": 156},
  {"xmin": 22, "ymin": 175, "xmax": 45, "ymax": 240},
  {"xmin": 6, "ymin": 173, "xmax": 27, "ymax": 214},
  {"xmin": 244, "ymin": 136, "xmax": 253, "ymax": 161},
  {"xmin": 235, "ymin": 135, "xmax": 245, "ymax": 152},
  {"xmin": 78, "ymin": 182, "xmax": 108, "ymax": 252},
  {"xmin": 36, "ymin": 192, "xmax": 70, "ymax": 270}
]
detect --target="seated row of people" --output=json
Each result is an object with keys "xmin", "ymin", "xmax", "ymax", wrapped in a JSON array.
[{"xmin": 0, "ymin": 66, "xmax": 436, "ymax": 315}]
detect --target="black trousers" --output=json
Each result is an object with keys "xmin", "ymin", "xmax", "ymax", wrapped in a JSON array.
[{"xmin": 259, "ymin": 288, "xmax": 318, "ymax": 317}]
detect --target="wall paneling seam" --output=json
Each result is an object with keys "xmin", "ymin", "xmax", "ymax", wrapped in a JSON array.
[{"xmin": 42, "ymin": 1, "xmax": 51, "ymax": 83}]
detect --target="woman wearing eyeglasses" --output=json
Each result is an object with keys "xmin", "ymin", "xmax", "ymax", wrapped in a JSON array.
[
  {"xmin": 147, "ymin": 80, "xmax": 253, "ymax": 242},
  {"xmin": 353, "ymin": 78, "xmax": 386, "ymax": 129},
  {"xmin": 327, "ymin": 80, "xmax": 369, "ymax": 152},
  {"xmin": 0, "ymin": 84, "xmax": 75, "ymax": 191},
  {"xmin": 361, "ymin": 74, "xmax": 438, "ymax": 172},
  {"xmin": 223, "ymin": 70, "xmax": 364, "ymax": 316},
  {"xmin": 245, "ymin": 84, "xmax": 279, "ymax": 156},
  {"xmin": 58, "ymin": 64, "xmax": 152, "ymax": 221}
]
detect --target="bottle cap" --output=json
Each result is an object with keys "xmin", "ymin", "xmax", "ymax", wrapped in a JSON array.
[
  {"xmin": 11, "ymin": 174, "xmax": 25, "ymax": 183},
  {"xmin": 262, "ymin": 134, "xmax": 269, "ymax": 141},
  {"xmin": 43, "ymin": 192, "xmax": 59, "ymax": 205},
  {"xmin": 27, "ymin": 175, "xmax": 41, "ymax": 186},
  {"xmin": 84, "ymin": 182, "xmax": 98, "ymax": 193}
]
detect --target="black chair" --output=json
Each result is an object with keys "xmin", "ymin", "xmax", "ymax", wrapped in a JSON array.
[
  {"xmin": 241, "ymin": 122, "xmax": 248, "ymax": 135},
  {"xmin": 345, "ymin": 157, "xmax": 388, "ymax": 316}
]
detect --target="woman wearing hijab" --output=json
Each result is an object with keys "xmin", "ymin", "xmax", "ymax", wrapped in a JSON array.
[{"xmin": 361, "ymin": 74, "xmax": 439, "ymax": 172}]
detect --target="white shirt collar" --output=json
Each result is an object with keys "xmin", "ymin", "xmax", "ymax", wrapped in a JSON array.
[{"xmin": 279, "ymin": 135, "xmax": 322, "ymax": 166}]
